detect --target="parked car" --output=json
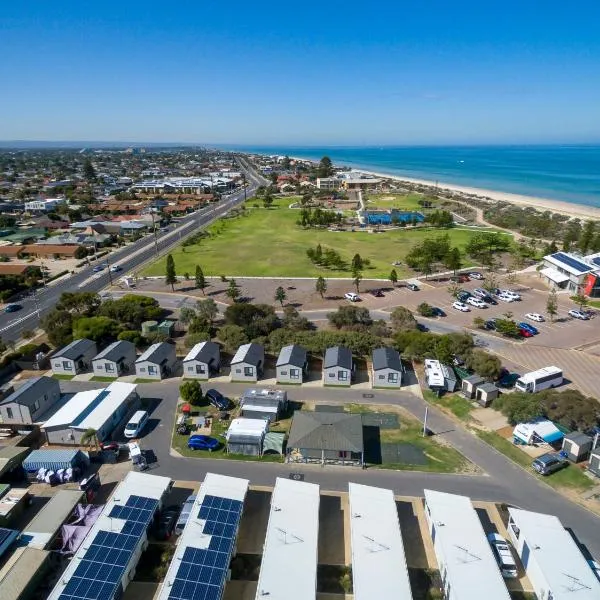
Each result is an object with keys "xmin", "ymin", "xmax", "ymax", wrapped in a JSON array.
[
  {"xmin": 4, "ymin": 304, "xmax": 22, "ymax": 313},
  {"xmin": 344, "ymin": 292, "xmax": 360, "ymax": 302},
  {"xmin": 469, "ymin": 272, "xmax": 484, "ymax": 280},
  {"xmin": 517, "ymin": 322, "xmax": 538, "ymax": 335},
  {"xmin": 487, "ymin": 533, "xmax": 518, "ymax": 579},
  {"xmin": 452, "ymin": 301, "xmax": 470, "ymax": 312},
  {"xmin": 450, "ymin": 274, "xmax": 469, "ymax": 283},
  {"xmin": 370, "ymin": 289, "xmax": 384, "ymax": 297},
  {"xmin": 484, "ymin": 319, "xmax": 497, "ymax": 330},
  {"xmin": 497, "ymin": 293, "xmax": 516, "ymax": 303},
  {"xmin": 532, "ymin": 453, "xmax": 568, "ymax": 475},
  {"xmin": 473, "ymin": 288, "xmax": 489, "ymax": 299},
  {"xmin": 407, "ymin": 283, "xmax": 419, "ymax": 291},
  {"xmin": 155, "ymin": 505, "xmax": 181, "ymax": 540},
  {"xmin": 525, "ymin": 312, "xmax": 545, "ymax": 322},
  {"xmin": 187, "ymin": 435, "xmax": 220, "ymax": 451},
  {"xmin": 431, "ymin": 307, "xmax": 446, "ymax": 317},
  {"xmin": 519, "ymin": 328, "xmax": 533, "ymax": 338},
  {"xmin": 489, "ymin": 287, "xmax": 502, "ymax": 296},
  {"xmin": 498, "ymin": 370, "xmax": 519, "ymax": 388},
  {"xmin": 457, "ymin": 291, "xmax": 471, "ymax": 302},
  {"xmin": 569, "ymin": 309, "xmax": 590, "ymax": 320},
  {"xmin": 467, "ymin": 297, "xmax": 487, "ymax": 308},
  {"xmin": 205, "ymin": 389, "xmax": 230, "ymax": 411},
  {"xmin": 110, "ymin": 265, "xmax": 122, "ymax": 273},
  {"xmin": 500, "ymin": 289, "xmax": 521, "ymax": 301},
  {"xmin": 92, "ymin": 264, "xmax": 105, "ymax": 273}
]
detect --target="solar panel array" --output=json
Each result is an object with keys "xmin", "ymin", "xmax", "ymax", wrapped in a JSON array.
[
  {"xmin": 58, "ymin": 495, "xmax": 158, "ymax": 600},
  {"xmin": 551, "ymin": 252, "xmax": 591, "ymax": 273},
  {"xmin": 167, "ymin": 494, "xmax": 244, "ymax": 600}
]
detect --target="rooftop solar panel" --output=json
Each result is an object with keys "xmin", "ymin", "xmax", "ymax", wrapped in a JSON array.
[{"xmin": 550, "ymin": 252, "xmax": 591, "ymax": 274}]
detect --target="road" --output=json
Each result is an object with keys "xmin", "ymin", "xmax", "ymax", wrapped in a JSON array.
[{"xmin": 0, "ymin": 157, "xmax": 267, "ymax": 342}]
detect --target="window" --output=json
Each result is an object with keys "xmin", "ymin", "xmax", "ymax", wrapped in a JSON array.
[
  {"xmin": 388, "ymin": 372, "xmax": 398, "ymax": 383},
  {"xmin": 148, "ymin": 366, "xmax": 157, "ymax": 375},
  {"xmin": 196, "ymin": 365, "xmax": 206, "ymax": 374},
  {"xmin": 338, "ymin": 370, "xmax": 348, "ymax": 381},
  {"xmin": 6, "ymin": 407, "xmax": 13, "ymax": 420},
  {"xmin": 280, "ymin": 370, "xmax": 288, "ymax": 376},
  {"xmin": 63, "ymin": 361, "xmax": 72, "ymax": 370},
  {"xmin": 290, "ymin": 368, "xmax": 299, "ymax": 379},
  {"xmin": 236, "ymin": 368, "xmax": 242, "ymax": 374},
  {"xmin": 105, "ymin": 363, "xmax": 114, "ymax": 372},
  {"xmin": 187, "ymin": 366, "xmax": 194, "ymax": 372},
  {"xmin": 139, "ymin": 367, "xmax": 146, "ymax": 373},
  {"xmin": 244, "ymin": 367, "xmax": 254, "ymax": 376},
  {"xmin": 509, "ymin": 519, "xmax": 520, "ymax": 539},
  {"xmin": 43, "ymin": 394, "xmax": 48, "ymax": 403},
  {"xmin": 378, "ymin": 374, "xmax": 385, "ymax": 380},
  {"xmin": 32, "ymin": 400, "xmax": 40, "ymax": 413}
]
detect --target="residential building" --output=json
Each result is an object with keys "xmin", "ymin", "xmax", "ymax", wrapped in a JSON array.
[
  {"xmin": 0, "ymin": 376, "xmax": 61, "ymax": 424},
  {"xmin": 276, "ymin": 344, "xmax": 308, "ymax": 384},
  {"xmin": 135, "ymin": 342, "xmax": 177, "ymax": 380},
  {"xmin": 239, "ymin": 388, "xmax": 287, "ymax": 422},
  {"xmin": 323, "ymin": 346, "xmax": 354, "ymax": 387},
  {"xmin": 182, "ymin": 341, "xmax": 220, "ymax": 380},
  {"xmin": 316, "ymin": 177, "xmax": 341, "ymax": 191},
  {"xmin": 24, "ymin": 198, "xmax": 66, "ymax": 212},
  {"xmin": 92, "ymin": 340, "xmax": 137, "ymax": 378},
  {"xmin": 588, "ymin": 448, "xmax": 600, "ymax": 478},
  {"xmin": 51, "ymin": 339, "xmax": 97, "ymax": 375},
  {"xmin": 371, "ymin": 347, "xmax": 403, "ymax": 388},
  {"xmin": 230, "ymin": 343, "xmax": 264, "ymax": 382}
]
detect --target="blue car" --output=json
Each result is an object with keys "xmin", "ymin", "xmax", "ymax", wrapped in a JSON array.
[
  {"xmin": 517, "ymin": 322, "xmax": 538, "ymax": 335},
  {"xmin": 4, "ymin": 303, "xmax": 22, "ymax": 313},
  {"xmin": 187, "ymin": 435, "xmax": 219, "ymax": 452}
]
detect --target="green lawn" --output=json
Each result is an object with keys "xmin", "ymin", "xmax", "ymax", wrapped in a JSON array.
[
  {"xmin": 143, "ymin": 197, "xmax": 506, "ymax": 278},
  {"xmin": 423, "ymin": 389, "xmax": 474, "ymax": 421},
  {"xmin": 366, "ymin": 192, "xmax": 429, "ymax": 211},
  {"xmin": 90, "ymin": 375, "xmax": 118, "ymax": 382},
  {"xmin": 52, "ymin": 374, "xmax": 75, "ymax": 381}
]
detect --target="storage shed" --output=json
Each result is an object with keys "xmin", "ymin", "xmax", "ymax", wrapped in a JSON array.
[
  {"xmin": 22, "ymin": 449, "xmax": 89, "ymax": 474},
  {"xmin": 225, "ymin": 417, "xmax": 268, "ymax": 456},
  {"xmin": 0, "ymin": 446, "xmax": 31, "ymax": 481},
  {"xmin": 0, "ymin": 376, "xmax": 62, "ymax": 425},
  {"xmin": 561, "ymin": 432, "xmax": 593, "ymax": 463},
  {"xmin": 588, "ymin": 448, "xmax": 600, "ymax": 477},
  {"xmin": 461, "ymin": 375, "xmax": 485, "ymax": 399},
  {"xmin": 475, "ymin": 382, "xmax": 500, "ymax": 407},
  {"xmin": 157, "ymin": 320, "xmax": 175, "ymax": 337}
]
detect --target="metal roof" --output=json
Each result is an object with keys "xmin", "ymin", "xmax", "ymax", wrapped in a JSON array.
[
  {"xmin": 424, "ymin": 490, "xmax": 510, "ymax": 600},
  {"xmin": 0, "ymin": 376, "xmax": 58, "ymax": 407},
  {"xmin": 0, "ymin": 547, "xmax": 50, "ymax": 600},
  {"xmin": 563, "ymin": 431, "xmax": 592, "ymax": 445},
  {"xmin": 136, "ymin": 342, "xmax": 175, "ymax": 364},
  {"xmin": 508, "ymin": 508, "xmax": 600, "ymax": 599},
  {"xmin": 371, "ymin": 347, "xmax": 402, "ymax": 372},
  {"xmin": 276, "ymin": 344, "xmax": 307, "ymax": 368},
  {"xmin": 348, "ymin": 483, "xmax": 412, "ymax": 600},
  {"xmin": 231, "ymin": 342, "xmax": 264, "ymax": 366},
  {"xmin": 256, "ymin": 478, "xmax": 320, "ymax": 600},
  {"xmin": 547, "ymin": 252, "xmax": 593, "ymax": 275},
  {"xmin": 226, "ymin": 417, "xmax": 268, "ymax": 439},
  {"xmin": 323, "ymin": 346, "xmax": 352, "ymax": 370},
  {"xmin": 93, "ymin": 340, "xmax": 136, "ymax": 363},
  {"xmin": 183, "ymin": 341, "xmax": 219, "ymax": 363},
  {"xmin": 23, "ymin": 449, "xmax": 87, "ymax": 472},
  {"xmin": 287, "ymin": 411, "xmax": 363, "ymax": 453},
  {"xmin": 53, "ymin": 338, "xmax": 96, "ymax": 361}
]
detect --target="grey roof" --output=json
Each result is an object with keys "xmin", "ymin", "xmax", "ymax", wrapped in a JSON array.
[
  {"xmin": 231, "ymin": 343, "xmax": 264, "ymax": 366},
  {"xmin": 0, "ymin": 376, "xmax": 57, "ymax": 407},
  {"xmin": 23, "ymin": 490, "xmax": 84, "ymax": 535},
  {"xmin": 93, "ymin": 340, "xmax": 135, "ymax": 362},
  {"xmin": 54, "ymin": 338, "xmax": 96, "ymax": 361},
  {"xmin": 464, "ymin": 375, "xmax": 485, "ymax": 384},
  {"xmin": 183, "ymin": 341, "xmax": 219, "ymax": 363},
  {"xmin": 136, "ymin": 342, "xmax": 175, "ymax": 364},
  {"xmin": 276, "ymin": 344, "xmax": 307, "ymax": 368},
  {"xmin": 0, "ymin": 547, "xmax": 49, "ymax": 600},
  {"xmin": 324, "ymin": 346, "xmax": 352, "ymax": 370},
  {"xmin": 287, "ymin": 411, "xmax": 364, "ymax": 453},
  {"xmin": 372, "ymin": 347, "xmax": 402, "ymax": 372},
  {"xmin": 564, "ymin": 431, "xmax": 592, "ymax": 445},
  {"xmin": 478, "ymin": 382, "xmax": 499, "ymax": 393}
]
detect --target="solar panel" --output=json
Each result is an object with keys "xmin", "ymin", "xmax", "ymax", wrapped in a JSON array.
[
  {"xmin": 167, "ymin": 495, "xmax": 244, "ymax": 600},
  {"xmin": 551, "ymin": 252, "xmax": 591, "ymax": 273}
]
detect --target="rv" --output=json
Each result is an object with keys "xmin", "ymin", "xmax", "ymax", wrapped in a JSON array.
[{"xmin": 514, "ymin": 366, "xmax": 562, "ymax": 393}]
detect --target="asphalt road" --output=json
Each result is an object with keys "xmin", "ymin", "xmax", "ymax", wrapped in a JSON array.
[{"xmin": 0, "ymin": 158, "xmax": 267, "ymax": 342}]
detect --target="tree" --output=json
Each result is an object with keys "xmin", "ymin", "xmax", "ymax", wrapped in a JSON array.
[
  {"xmin": 447, "ymin": 283, "xmax": 461, "ymax": 298},
  {"xmin": 473, "ymin": 316, "xmax": 486, "ymax": 329},
  {"xmin": 274, "ymin": 286, "xmax": 287, "ymax": 307},
  {"xmin": 327, "ymin": 305, "xmax": 372, "ymax": 329},
  {"xmin": 195, "ymin": 298, "xmax": 218, "ymax": 324},
  {"xmin": 579, "ymin": 221, "xmax": 596, "ymax": 254},
  {"xmin": 118, "ymin": 330, "xmax": 146, "ymax": 347},
  {"xmin": 180, "ymin": 380, "xmax": 204, "ymax": 407},
  {"xmin": 495, "ymin": 393, "xmax": 543, "ymax": 425},
  {"xmin": 443, "ymin": 247, "xmax": 462, "ymax": 275},
  {"xmin": 546, "ymin": 288, "xmax": 558, "ymax": 322},
  {"xmin": 495, "ymin": 318, "xmax": 521, "ymax": 338},
  {"xmin": 80, "ymin": 428, "xmax": 99, "ymax": 450},
  {"xmin": 390, "ymin": 306, "xmax": 418, "ymax": 332},
  {"xmin": 218, "ymin": 324, "xmax": 249, "ymax": 353},
  {"xmin": 315, "ymin": 276, "xmax": 327, "ymax": 299},
  {"xmin": 571, "ymin": 292, "xmax": 589, "ymax": 311},
  {"xmin": 465, "ymin": 349, "xmax": 502, "ymax": 380},
  {"xmin": 165, "ymin": 254, "xmax": 177, "ymax": 291},
  {"xmin": 263, "ymin": 195, "xmax": 274, "ymax": 209},
  {"xmin": 41, "ymin": 309, "xmax": 73, "ymax": 347},
  {"xmin": 416, "ymin": 302, "xmax": 434, "ymax": 317},
  {"xmin": 351, "ymin": 254, "xmax": 363, "ymax": 272},
  {"xmin": 224, "ymin": 303, "xmax": 279, "ymax": 338},
  {"xmin": 195, "ymin": 265, "xmax": 207, "ymax": 294},
  {"xmin": 99, "ymin": 294, "xmax": 162, "ymax": 329},
  {"xmin": 282, "ymin": 305, "xmax": 311, "ymax": 330},
  {"xmin": 226, "ymin": 278, "xmax": 241, "ymax": 302},
  {"xmin": 352, "ymin": 269, "xmax": 363, "ymax": 293},
  {"xmin": 72, "ymin": 316, "xmax": 121, "ymax": 345},
  {"xmin": 56, "ymin": 291, "xmax": 101, "ymax": 315},
  {"xmin": 83, "ymin": 158, "xmax": 96, "ymax": 182},
  {"xmin": 179, "ymin": 307, "xmax": 196, "ymax": 325},
  {"xmin": 317, "ymin": 156, "xmax": 334, "ymax": 178},
  {"xmin": 389, "ymin": 269, "xmax": 398, "ymax": 287}
]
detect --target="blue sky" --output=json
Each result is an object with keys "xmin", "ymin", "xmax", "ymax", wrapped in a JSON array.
[{"xmin": 2, "ymin": 1, "xmax": 600, "ymax": 145}]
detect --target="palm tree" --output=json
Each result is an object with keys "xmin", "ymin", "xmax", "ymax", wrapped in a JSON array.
[{"xmin": 81, "ymin": 428, "xmax": 99, "ymax": 450}]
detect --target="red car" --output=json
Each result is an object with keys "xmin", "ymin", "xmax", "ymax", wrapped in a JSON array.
[{"xmin": 519, "ymin": 328, "xmax": 533, "ymax": 338}]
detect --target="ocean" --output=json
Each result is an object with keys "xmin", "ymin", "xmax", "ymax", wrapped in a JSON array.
[{"xmin": 229, "ymin": 144, "xmax": 600, "ymax": 208}]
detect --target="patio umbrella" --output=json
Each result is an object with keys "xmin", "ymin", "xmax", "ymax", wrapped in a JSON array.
[{"xmin": 181, "ymin": 403, "xmax": 191, "ymax": 414}]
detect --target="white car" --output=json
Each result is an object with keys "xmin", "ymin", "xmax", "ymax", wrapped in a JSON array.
[
  {"xmin": 525, "ymin": 312, "xmax": 545, "ymax": 322},
  {"xmin": 452, "ymin": 301, "xmax": 470, "ymax": 312},
  {"xmin": 473, "ymin": 288, "xmax": 489, "ymax": 298},
  {"xmin": 569, "ymin": 309, "xmax": 589, "ymax": 320},
  {"xmin": 487, "ymin": 533, "xmax": 518, "ymax": 579},
  {"xmin": 467, "ymin": 297, "xmax": 487, "ymax": 308},
  {"xmin": 469, "ymin": 272, "xmax": 484, "ymax": 280},
  {"xmin": 110, "ymin": 265, "xmax": 122, "ymax": 273},
  {"xmin": 500, "ymin": 289, "xmax": 521, "ymax": 300},
  {"xmin": 344, "ymin": 292, "xmax": 360, "ymax": 302},
  {"xmin": 497, "ymin": 293, "xmax": 515, "ymax": 303}
]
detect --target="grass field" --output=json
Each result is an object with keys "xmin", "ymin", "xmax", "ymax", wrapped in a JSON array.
[
  {"xmin": 366, "ymin": 192, "xmax": 428, "ymax": 211},
  {"xmin": 144, "ymin": 197, "xmax": 507, "ymax": 278}
]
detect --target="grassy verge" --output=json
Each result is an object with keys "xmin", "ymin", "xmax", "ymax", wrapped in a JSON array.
[
  {"xmin": 52, "ymin": 374, "xmax": 75, "ymax": 380},
  {"xmin": 90, "ymin": 375, "xmax": 119, "ymax": 382},
  {"xmin": 422, "ymin": 389, "xmax": 474, "ymax": 421},
  {"xmin": 134, "ymin": 378, "xmax": 162, "ymax": 383}
]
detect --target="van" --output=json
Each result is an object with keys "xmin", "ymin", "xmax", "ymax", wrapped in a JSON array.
[{"xmin": 124, "ymin": 410, "xmax": 149, "ymax": 439}]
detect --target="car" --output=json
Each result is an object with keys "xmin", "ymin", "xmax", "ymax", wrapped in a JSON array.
[
  {"xmin": 407, "ymin": 283, "xmax": 420, "ymax": 291},
  {"xmin": 497, "ymin": 293, "xmax": 516, "ymax": 303},
  {"xmin": 370, "ymin": 289, "xmax": 384, "ymax": 297},
  {"xmin": 500, "ymin": 289, "xmax": 521, "ymax": 301},
  {"xmin": 498, "ymin": 371, "xmax": 520, "ymax": 388},
  {"xmin": 467, "ymin": 297, "xmax": 487, "ymax": 308},
  {"xmin": 484, "ymin": 319, "xmax": 497, "ymax": 330},
  {"xmin": 4, "ymin": 304, "xmax": 22, "ymax": 313},
  {"xmin": 110, "ymin": 265, "xmax": 122, "ymax": 273},
  {"xmin": 155, "ymin": 505, "xmax": 181, "ymax": 540},
  {"xmin": 450, "ymin": 274, "xmax": 469, "ymax": 283},
  {"xmin": 519, "ymin": 328, "xmax": 533, "ymax": 338},
  {"xmin": 431, "ymin": 307, "xmax": 446, "ymax": 317},
  {"xmin": 473, "ymin": 288, "xmax": 489, "ymax": 299},
  {"xmin": 525, "ymin": 312, "xmax": 545, "ymax": 322},
  {"xmin": 569, "ymin": 309, "xmax": 590, "ymax": 320},
  {"xmin": 452, "ymin": 301, "xmax": 470, "ymax": 312},
  {"xmin": 457, "ymin": 291, "xmax": 471, "ymax": 302},
  {"xmin": 487, "ymin": 533, "xmax": 518, "ymax": 579},
  {"xmin": 452, "ymin": 355, "xmax": 465, "ymax": 367},
  {"xmin": 517, "ymin": 322, "xmax": 538, "ymax": 335},
  {"xmin": 469, "ymin": 272, "xmax": 484, "ymax": 280},
  {"xmin": 489, "ymin": 287, "xmax": 502, "ymax": 296},
  {"xmin": 532, "ymin": 453, "xmax": 568, "ymax": 475},
  {"xmin": 187, "ymin": 435, "xmax": 220, "ymax": 452},
  {"xmin": 344, "ymin": 292, "xmax": 360, "ymax": 302},
  {"xmin": 92, "ymin": 264, "xmax": 105, "ymax": 272},
  {"xmin": 205, "ymin": 388, "xmax": 230, "ymax": 411}
]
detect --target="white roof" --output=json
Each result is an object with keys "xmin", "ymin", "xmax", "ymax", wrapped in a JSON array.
[
  {"xmin": 226, "ymin": 417, "xmax": 268, "ymax": 439},
  {"xmin": 424, "ymin": 359, "xmax": 445, "ymax": 388},
  {"xmin": 241, "ymin": 403, "xmax": 278, "ymax": 414},
  {"xmin": 42, "ymin": 389, "xmax": 100, "ymax": 428},
  {"xmin": 540, "ymin": 267, "xmax": 570, "ymax": 284},
  {"xmin": 157, "ymin": 473, "xmax": 249, "ymax": 600},
  {"xmin": 518, "ymin": 366, "xmax": 562, "ymax": 382},
  {"xmin": 508, "ymin": 508, "xmax": 600, "ymax": 599},
  {"xmin": 348, "ymin": 483, "xmax": 412, "ymax": 600},
  {"xmin": 424, "ymin": 490, "xmax": 510, "ymax": 600},
  {"xmin": 47, "ymin": 471, "xmax": 171, "ymax": 600},
  {"xmin": 255, "ymin": 478, "xmax": 320, "ymax": 600}
]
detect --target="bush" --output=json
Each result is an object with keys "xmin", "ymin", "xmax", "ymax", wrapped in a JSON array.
[
  {"xmin": 416, "ymin": 302, "xmax": 435, "ymax": 317},
  {"xmin": 180, "ymin": 380, "xmax": 204, "ymax": 406},
  {"xmin": 118, "ymin": 330, "xmax": 146, "ymax": 347},
  {"xmin": 185, "ymin": 332, "xmax": 211, "ymax": 347}
]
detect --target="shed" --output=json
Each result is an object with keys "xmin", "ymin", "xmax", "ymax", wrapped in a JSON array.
[
  {"xmin": 461, "ymin": 375, "xmax": 485, "ymax": 399},
  {"xmin": 225, "ymin": 417, "xmax": 268, "ymax": 456},
  {"xmin": 0, "ymin": 447, "xmax": 31, "ymax": 480},
  {"xmin": 276, "ymin": 344, "xmax": 308, "ymax": 384},
  {"xmin": 51, "ymin": 339, "xmax": 97, "ymax": 375},
  {"xmin": 561, "ymin": 432, "xmax": 593, "ymax": 463},
  {"xmin": 141, "ymin": 320, "xmax": 158, "ymax": 335},
  {"xmin": 0, "ymin": 488, "xmax": 29, "ymax": 527},
  {"xmin": 0, "ymin": 376, "xmax": 62, "ymax": 425},
  {"xmin": 230, "ymin": 343, "xmax": 264, "ymax": 382},
  {"xmin": 182, "ymin": 341, "xmax": 220, "ymax": 380},
  {"xmin": 135, "ymin": 342, "xmax": 177, "ymax": 380},
  {"xmin": 22, "ymin": 449, "xmax": 89, "ymax": 474},
  {"xmin": 323, "ymin": 346, "xmax": 354, "ymax": 387},
  {"xmin": 157, "ymin": 320, "xmax": 175, "ymax": 337},
  {"xmin": 0, "ymin": 547, "xmax": 50, "ymax": 600},
  {"xmin": 92, "ymin": 340, "xmax": 137, "ymax": 378},
  {"xmin": 371, "ymin": 347, "xmax": 403, "ymax": 389},
  {"xmin": 588, "ymin": 448, "xmax": 600, "ymax": 477},
  {"xmin": 475, "ymin": 382, "xmax": 500, "ymax": 407}
]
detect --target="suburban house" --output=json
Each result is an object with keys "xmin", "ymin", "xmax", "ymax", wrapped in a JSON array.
[
  {"xmin": 135, "ymin": 342, "xmax": 177, "ymax": 380},
  {"xmin": 286, "ymin": 411, "xmax": 364, "ymax": 466},
  {"xmin": 276, "ymin": 344, "xmax": 308, "ymax": 384},
  {"xmin": 323, "ymin": 346, "xmax": 354, "ymax": 387},
  {"xmin": 51, "ymin": 339, "xmax": 98, "ymax": 376},
  {"xmin": 230, "ymin": 343, "xmax": 264, "ymax": 383},
  {"xmin": 91, "ymin": 340, "xmax": 137, "ymax": 378},
  {"xmin": 240, "ymin": 388, "xmax": 287, "ymax": 421},
  {"xmin": 371, "ymin": 347, "xmax": 403, "ymax": 389},
  {"xmin": 0, "ymin": 376, "xmax": 61, "ymax": 424},
  {"xmin": 182, "ymin": 341, "xmax": 220, "ymax": 380}
]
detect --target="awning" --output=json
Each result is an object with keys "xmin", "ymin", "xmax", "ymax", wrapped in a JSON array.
[
  {"xmin": 263, "ymin": 432, "xmax": 285, "ymax": 454},
  {"xmin": 540, "ymin": 267, "xmax": 569, "ymax": 284}
]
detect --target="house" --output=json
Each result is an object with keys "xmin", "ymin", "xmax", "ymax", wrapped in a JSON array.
[
  {"xmin": 507, "ymin": 508, "xmax": 600, "ymax": 600},
  {"xmin": 92, "ymin": 340, "xmax": 137, "ymax": 378},
  {"xmin": 423, "ymin": 490, "xmax": 511, "ymax": 600},
  {"xmin": 286, "ymin": 411, "xmax": 364, "ymax": 466},
  {"xmin": 323, "ymin": 346, "xmax": 354, "ymax": 387},
  {"xmin": 461, "ymin": 375, "xmax": 485, "ymax": 399},
  {"xmin": 230, "ymin": 343, "xmax": 264, "ymax": 382},
  {"xmin": 135, "ymin": 342, "xmax": 177, "ymax": 380},
  {"xmin": 588, "ymin": 448, "xmax": 600, "ymax": 478},
  {"xmin": 225, "ymin": 417, "xmax": 269, "ymax": 456},
  {"xmin": 51, "ymin": 339, "xmax": 97, "ymax": 375},
  {"xmin": 423, "ymin": 359, "xmax": 457, "ymax": 392},
  {"xmin": 182, "ymin": 341, "xmax": 220, "ymax": 380},
  {"xmin": 239, "ymin": 388, "xmax": 287, "ymax": 421},
  {"xmin": 276, "ymin": 344, "xmax": 308, "ymax": 384},
  {"xmin": 561, "ymin": 432, "xmax": 593, "ymax": 463},
  {"xmin": 0, "ymin": 376, "xmax": 61, "ymax": 424},
  {"xmin": 371, "ymin": 347, "xmax": 403, "ymax": 389}
]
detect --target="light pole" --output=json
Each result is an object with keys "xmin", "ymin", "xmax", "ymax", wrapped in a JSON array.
[
  {"xmin": 422, "ymin": 406, "xmax": 429, "ymax": 437},
  {"xmin": 150, "ymin": 212, "xmax": 159, "ymax": 255}
]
